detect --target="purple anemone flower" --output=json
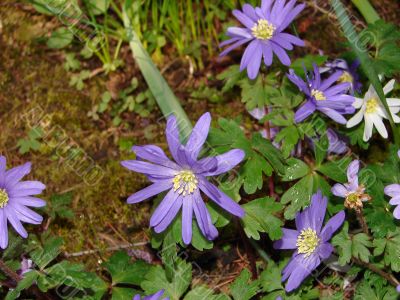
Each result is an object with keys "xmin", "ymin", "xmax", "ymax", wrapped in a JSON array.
[
  {"xmin": 384, "ymin": 150, "xmax": 400, "ymax": 219},
  {"xmin": 273, "ymin": 191, "xmax": 345, "ymax": 292},
  {"xmin": 18, "ymin": 258, "xmax": 33, "ymax": 276},
  {"xmin": 326, "ymin": 128, "xmax": 348, "ymax": 155},
  {"xmin": 133, "ymin": 290, "xmax": 169, "ymax": 300},
  {"xmin": 0, "ymin": 156, "xmax": 46, "ymax": 249},
  {"xmin": 309, "ymin": 128, "xmax": 348, "ymax": 156},
  {"xmin": 384, "ymin": 166, "xmax": 400, "ymax": 218},
  {"xmin": 320, "ymin": 59, "xmax": 362, "ymax": 94},
  {"xmin": 121, "ymin": 113, "xmax": 245, "ymax": 245},
  {"xmin": 332, "ymin": 160, "xmax": 371, "ymax": 210},
  {"xmin": 220, "ymin": 0, "xmax": 305, "ymax": 79},
  {"xmin": 288, "ymin": 64, "xmax": 355, "ymax": 124}
]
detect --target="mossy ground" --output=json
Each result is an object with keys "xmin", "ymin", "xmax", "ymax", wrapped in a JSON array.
[{"xmin": 0, "ymin": 0, "xmax": 399, "ymax": 290}]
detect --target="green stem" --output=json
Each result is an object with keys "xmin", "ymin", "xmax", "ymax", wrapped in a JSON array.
[{"xmin": 351, "ymin": 0, "xmax": 380, "ymax": 24}]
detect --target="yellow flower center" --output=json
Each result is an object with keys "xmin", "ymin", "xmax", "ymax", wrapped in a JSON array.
[
  {"xmin": 311, "ymin": 89, "xmax": 327, "ymax": 101},
  {"xmin": 251, "ymin": 19, "xmax": 276, "ymax": 40},
  {"xmin": 346, "ymin": 192, "xmax": 359, "ymax": 203},
  {"xmin": 366, "ymin": 98, "xmax": 379, "ymax": 114},
  {"xmin": 296, "ymin": 228, "xmax": 320, "ymax": 257},
  {"xmin": 173, "ymin": 170, "xmax": 198, "ymax": 196},
  {"xmin": 0, "ymin": 189, "xmax": 9, "ymax": 208},
  {"xmin": 338, "ymin": 71, "xmax": 353, "ymax": 84}
]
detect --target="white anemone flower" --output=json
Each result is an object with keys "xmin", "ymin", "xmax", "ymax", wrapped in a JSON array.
[{"xmin": 347, "ymin": 80, "xmax": 400, "ymax": 141}]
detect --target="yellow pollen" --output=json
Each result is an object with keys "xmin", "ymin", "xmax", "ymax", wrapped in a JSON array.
[
  {"xmin": 173, "ymin": 170, "xmax": 198, "ymax": 196},
  {"xmin": 346, "ymin": 192, "xmax": 359, "ymax": 203},
  {"xmin": 311, "ymin": 89, "xmax": 326, "ymax": 101},
  {"xmin": 251, "ymin": 19, "xmax": 275, "ymax": 40},
  {"xmin": 296, "ymin": 228, "xmax": 320, "ymax": 257},
  {"xmin": 338, "ymin": 71, "xmax": 353, "ymax": 84},
  {"xmin": 0, "ymin": 189, "xmax": 9, "ymax": 208},
  {"xmin": 366, "ymin": 98, "xmax": 379, "ymax": 114}
]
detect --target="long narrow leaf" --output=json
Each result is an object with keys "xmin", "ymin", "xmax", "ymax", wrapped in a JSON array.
[
  {"xmin": 350, "ymin": 0, "xmax": 380, "ymax": 24},
  {"xmin": 330, "ymin": 0, "xmax": 399, "ymax": 145},
  {"xmin": 122, "ymin": 0, "xmax": 192, "ymax": 141}
]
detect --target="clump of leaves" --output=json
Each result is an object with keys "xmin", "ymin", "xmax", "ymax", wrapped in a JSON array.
[
  {"xmin": 90, "ymin": 78, "xmax": 156, "ymax": 125},
  {"xmin": 17, "ymin": 127, "xmax": 43, "ymax": 154}
]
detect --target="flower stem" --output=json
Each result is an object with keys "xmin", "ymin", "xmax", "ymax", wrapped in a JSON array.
[
  {"xmin": 355, "ymin": 209, "xmax": 369, "ymax": 235},
  {"xmin": 264, "ymin": 107, "xmax": 276, "ymax": 199},
  {"xmin": 0, "ymin": 259, "xmax": 20, "ymax": 283},
  {"xmin": 353, "ymin": 257, "xmax": 400, "ymax": 287},
  {"xmin": 237, "ymin": 220, "xmax": 257, "ymax": 279}
]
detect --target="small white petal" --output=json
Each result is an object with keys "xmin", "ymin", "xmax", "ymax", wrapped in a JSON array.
[
  {"xmin": 353, "ymin": 98, "xmax": 364, "ymax": 109},
  {"xmin": 391, "ymin": 112, "xmax": 400, "ymax": 123},
  {"xmin": 383, "ymin": 79, "xmax": 396, "ymax": 95},
  {"xmin": 371, "ymin": 114, "xmax": 388, "ymax": 139},
  {"xmin": 347, "ymin": 109, "xmax": 365, "ymax": 128},
  {"xmin": 365, "ymin": 84, "xmax": 377, "ymax": 100},
  {"xmin": 387, "ymin": 98, "xmax": 400, "ymax": 107},
  {"xmin": 363, "ymin": 115, "xmax": 374, "ymax": 141}
]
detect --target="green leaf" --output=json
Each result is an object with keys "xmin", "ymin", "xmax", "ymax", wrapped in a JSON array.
[
  {"xmin": 313, "ymin": 134, "xmax": 328, "ymax": 166},
  {"xmin": 354, "ymin": 271, "xmax": 398, "ymax": 300},
  {"xmin": 331, "ymin": 222, "xmax": 352, "ymax": 265},
  {"xmin": 141, "ymin": 258, "xmax": 192, "ymax": 300},
  {"xmin": 332, "ymin": 222, "xmax": 372, "ymax": 265},
  {"xmin": 122, "ymin": 3, "xmax": 192, "ymax": 141},
  {"xmin": 373, "ymin": 229, "xmax": 400, "ymax": 272},
  {"xmin": 282, "ymin": 158, "xmax": 310, "ymax": 181},
  {"xmin": 351, "ymin": 0, "xmax": 380, "ymax": 24},
  {"xmin": 251, "ymin": 134, "xmax": 286, "ymax": 176},
  {"xmin": 64, "ymin": 53, "xmax": 81, "ymax": 71},
  {"xmin": 239, "ymin": 74, "xmax": 279, "ymax": 110},
  {"xmin": 230, "ymin": 269, "xmax": 260, "ymax": 300},
  {"xmin": 352, "ymin": 233, "xmax": 373, "ymax": 263},
  {"xmin": 47, "ymin": 27, "xmax": 73, "ymax": 49},
  {"xmin": 5, "ymin": 271, "xmax": 38, "ymax": 300},
  {"xmin": 281, "ymin": 175, "xmax": 314, "ymax": 220},
  {"xmin": 46, "ymin": 192, "xmax": 75, "ymax": 220},
  {"xmin": 360, "ymin": 20, "xmax": 400, "ymax": 77},
  {"xmin": 217, "ymin": 65, "xmax": 243, "ymax": 93},
  {"xmin": 317, "ymin": 157, "xmax": 351, "ymax": 183},
  {"xmin": 17, "ymin": 127, "xmax": 43, "ymax": 154},
  {"xmin": 29, "ymin": 236, "xmax": 63, "ymax": 270},
  {"xmin": 184, "ymin": 286, "xmax": 230, "ymax": 300},
  {"xmin": 85, "ymin": 0, "xmax": 110, "ymax": 15},
  {"xmin": 161, "ymin": 229, "xmax": 178, "ymax": 281},
  {"xmin": 241, "ymin": 197, "xmax": 283, "ymax": 241},
  {"xmin": 112, "ymin": 287, "xmax": 137, "ymax": 300},
  {"xmin": 208, "ymin": 118, "xmax": 284, "ymax": 195},
  {"xmin": 103, "ymin": 251, "xmax": 151, "ymax": 285}
]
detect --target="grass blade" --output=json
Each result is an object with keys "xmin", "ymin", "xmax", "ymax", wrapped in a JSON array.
[
  {"xmin": 330, "ymin": 0, "xmax": 400, "ymax": 145},
  {"xmin": 122, "ymin": 0, "xmax": 192, "ymax": 141}
]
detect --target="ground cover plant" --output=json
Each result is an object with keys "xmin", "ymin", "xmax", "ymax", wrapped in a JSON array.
[{"xmin": 1, "ymin": 0, "xmax": 400, "ymax": 299}]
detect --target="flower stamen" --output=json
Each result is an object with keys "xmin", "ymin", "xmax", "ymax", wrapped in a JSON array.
[
  {"xmin": 173, "ymin": 170, "xmax": 198, "ymax": 196},
  {"xmin": 344, "ymin": 186, "xmax": 371, "ymax": 210},
  {"xmin": 296, "ymin": 228, "xmax": 320, "ymax": 257},
  {"xmin": 0, "ymin": 189, "xmax": 9, "ymax": 208},
  {"xmin": 311, "ymin": 89, "xmax": 327, "ymax": 101},
  {"xmin": 366, "ymin": 98, "xmax": 379, "ymax": 114},
  {"xmin": 251, "ymin": 19, "xmax": 275, "ymax": 40},
  {"xmin": 338, "ymin": 71, "xmax": 353, "ymax": 84}
]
